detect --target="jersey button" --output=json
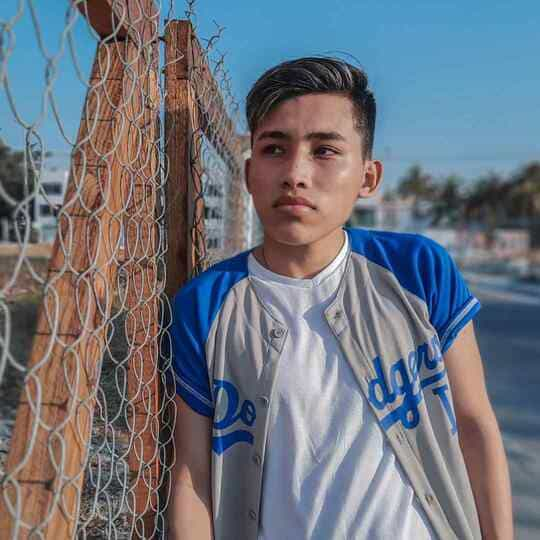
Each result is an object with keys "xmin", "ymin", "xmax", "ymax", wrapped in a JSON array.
[
  {"xmin": 425, "ymin": 493, "xmax": 435, "ymax": 505},
  {"xmin": 270, "ymin": 327, "xmax": 284, "ymax": 339},
  {"xmin": 258, "ymin": 396, "xmax": 269, "ymax": 408},
  {"xmin": 252, "ymin": 453, "xmax": 262, "ymax": 466},
  {"xmin": 249, "ymin": 509, "xmax": 257, "ymax": 520}
]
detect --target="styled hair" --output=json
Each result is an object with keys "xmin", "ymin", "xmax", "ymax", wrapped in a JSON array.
[{"xmin": 246, "ymin": 56, "xmax": 376, "ymax": 157}]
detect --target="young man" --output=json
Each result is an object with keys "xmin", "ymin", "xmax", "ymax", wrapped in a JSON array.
[{"xmin": 167, "ymin": 57, "xmax": 513, "ymax": 539}]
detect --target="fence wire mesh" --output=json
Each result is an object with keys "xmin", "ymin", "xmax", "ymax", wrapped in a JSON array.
[{"xmin": 0, "ymin": 1, "xmax": 250, "ymax": 538}]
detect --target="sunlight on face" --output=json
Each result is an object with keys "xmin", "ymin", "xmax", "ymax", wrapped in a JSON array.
[{"xmin": 246, "ymin": 93, "xmax": 378, "ymax": 247}]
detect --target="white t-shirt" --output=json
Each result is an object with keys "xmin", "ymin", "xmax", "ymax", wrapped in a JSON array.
[{"xmin": 248, "ymin": 232, "xmax": 434, "ymax": 540}]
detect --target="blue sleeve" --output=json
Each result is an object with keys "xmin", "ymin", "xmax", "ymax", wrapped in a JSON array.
[
  {"xmin": 347, "ymin": 229, "xmax": 481, "ymax": 354},
  {"xmin": 419, "ymin": 239, "xmax": 481, "ymax": 354},
  {"xmin": 171, "ymin": 286, "xmax": 214, "ymax": 417}
]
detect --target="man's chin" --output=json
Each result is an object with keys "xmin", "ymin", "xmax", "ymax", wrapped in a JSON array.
[{"xmin": 263, "ymin": 223, "xmax": 341, "ymax": 247}]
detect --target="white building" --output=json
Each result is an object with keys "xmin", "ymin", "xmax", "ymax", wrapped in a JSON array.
[
  {"xmin": 347, "ymin": 192, "xmax": 431, "ymax": 233},
  {"xmin": 34, "ymin": 168, "xmax": 69, "ymax": 243}
]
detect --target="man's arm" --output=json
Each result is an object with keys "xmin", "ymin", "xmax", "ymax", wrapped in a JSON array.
[
  {"xmin": 445, "ymin": 321, "xmax": 513, "ymax": 540},
  {"xmin": 167, "ymin": 395, "xmax": 214, "ymax": 539}
]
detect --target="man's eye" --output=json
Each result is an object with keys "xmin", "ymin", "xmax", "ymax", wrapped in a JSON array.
[
  {"xmin": 314, "ymin": 146, "xmax": 338, "ymax": 157},
  {"xmin": 262, "ymin": 144, "xmax": 284, "ymax": 155}
]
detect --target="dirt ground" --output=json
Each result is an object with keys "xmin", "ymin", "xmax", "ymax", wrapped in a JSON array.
[
  {"xmin": 0, "ymin": 242, "xmax": 53, "ymax": 258},
  {"xmin": 0, "ymin": 244, "xmax": 50, "ymax": 299}
]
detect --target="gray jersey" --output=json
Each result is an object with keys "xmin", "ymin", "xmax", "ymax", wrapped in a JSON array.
[{"xmin": 171, "ymin": 227, "xmax": 482, "ymax": 540}]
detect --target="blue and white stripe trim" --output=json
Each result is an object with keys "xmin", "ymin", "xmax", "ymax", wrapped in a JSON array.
[
  {"xmin": 174, "ymin": 372, "xmax": 214, "ymax": 416},
  {"xmin": 440, "ymin": 296, "xmax": 481, "ymax": 353}
]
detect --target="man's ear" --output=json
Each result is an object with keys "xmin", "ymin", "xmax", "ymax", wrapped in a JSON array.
[
  {"xmin": 358, "ymin": 159, "xmax": 383, "ymax": 198},
  {"xmin": 244, "ymin": 157, "xmax": 252, "ymax": 194}
]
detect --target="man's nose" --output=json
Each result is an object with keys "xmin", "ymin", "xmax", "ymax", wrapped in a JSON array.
[{"xmin": 281, "ymin": 150, "xmax": 312, "ymax": 190}]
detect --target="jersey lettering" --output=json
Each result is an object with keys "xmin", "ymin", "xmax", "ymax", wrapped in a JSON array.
[
  {"xmin": 368, "ymin": 336, "xmax": 456, "ymax": 433},
  {"xmin": 212, "ymin": 379, "xmax": 256, "ymax": 454}
]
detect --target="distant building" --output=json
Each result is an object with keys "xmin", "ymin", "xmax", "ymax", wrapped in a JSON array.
[
  {"xmin": 204, "ymin": 179, "xmax": 226, "ymax": 251},
  {"xmin": 493, "ymin": 229, "xmax": 530, "ymax": 261},
  {"xmin": 347, "ymin": 194, "xmax": 469, "ymax": 260},
  {"xmin": 240, "ymin": 143, "xmax": 263, "ymax": 248},
  {"xmin": 423, "ymin": 228, "xmax": 460, "ymax": 252},
  {"xmin": 347, "ymin": 193, "xmax": 535, "ymax": 275},
  {"xmin": 34, "ymin": 168, "xmax": 69, "ymax": 243},
  {"xmin": 347, "ymin": 193, "xmax": 431, "ymax": 233}
]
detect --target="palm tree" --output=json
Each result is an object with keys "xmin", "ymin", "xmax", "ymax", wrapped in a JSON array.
[
  {"xmin": 395, "ymin": 164, "xmax": 436, "ymax": 219},
  {"xmin": 506, "ymin": 162, "xmax": 540, "ymax": 225},
  {"xmin": 431, "ymin": 175, "xmax": 463, "ymax": 226},
  {"xmin": 463, "ymin": 173, "xmax": 507, "ymax": 241},
  {"xmin": 396, "ymin": 164, "xmax": 436, "ymax": 200}
]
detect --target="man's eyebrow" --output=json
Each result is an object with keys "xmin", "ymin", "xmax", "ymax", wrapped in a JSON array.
[
  {"xmin": 306, "ymin": 131, "xmax": 347, "ymax": 142},
  {"xmin": 255, "ymin": 130, "xmax": 347, "ymax": 143},
  {"xmin": 255, "ymin": 130, "xmax": 290, "ymax": 142}
]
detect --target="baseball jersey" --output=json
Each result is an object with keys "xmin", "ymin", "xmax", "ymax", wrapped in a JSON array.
[
  {"xmin": 170, "ymin": 227, "xmax": 482, "ymax": 540},
  {"xmin": 249, "ymin": 231, "xmax": 434, "ymax": 539}
]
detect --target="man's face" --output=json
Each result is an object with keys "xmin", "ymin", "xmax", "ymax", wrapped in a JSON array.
[{"xmin": 245, "ymin": 92, "xmax": 381, "ymax": 247}]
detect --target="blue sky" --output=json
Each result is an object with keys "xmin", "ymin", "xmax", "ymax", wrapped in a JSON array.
[{"xmin": 1, "ymin": 1, "xmax": 539, "ymax": 190}]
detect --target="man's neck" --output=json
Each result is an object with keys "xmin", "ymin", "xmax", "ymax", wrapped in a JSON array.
[{"xmin": 256, "ymin": 229, "xmax": 346, "ymax": 279}]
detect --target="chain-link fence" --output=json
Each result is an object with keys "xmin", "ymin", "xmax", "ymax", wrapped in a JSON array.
[{"xmin": 0, "ymin": 1, "xmax": 251, "ymax": 538}]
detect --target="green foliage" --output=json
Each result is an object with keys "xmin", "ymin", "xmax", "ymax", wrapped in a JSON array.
[
  {"xmin": 396, "ymin": 164, "xmax": 436, "ymax": 200},
  {"xmin": 463, "ymin": 173, "xmax": 506, "ymax": 231},
  {"xmin": 431, "ymin": 175, "xmax": 464, "ymax": 226},
  {"xmin": 391, "ymin": 161, "xmax": 540, "ymax": 231},
  {"xmin": 393, "ymin": 164, "xmax": 437, "ymax": 221},
  {"xmin": 506, "ymin": 162, "xmax": 540, "ymax": 220}
]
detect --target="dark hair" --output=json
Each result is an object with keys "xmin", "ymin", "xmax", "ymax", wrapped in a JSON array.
[{"xmin": 246, "ymin": 56, "xmax": 376, "ymax": 157}]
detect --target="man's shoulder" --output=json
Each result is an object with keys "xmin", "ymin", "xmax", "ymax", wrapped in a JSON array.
[
  {"xmin": 173, "ymin": 249, "xmax": 251, "ymax": 304},
  {"xmin": 346, "ymin": 227, "xmax": 454, "ymax": 302},
  {"xmin": 347, "ymin": 227, "xmax": 447, "ymax": 264}
]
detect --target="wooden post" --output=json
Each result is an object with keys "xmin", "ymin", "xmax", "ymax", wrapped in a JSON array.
[
  {"xmin": 0, "ymin": 41, "xmax": 135, "ymax": 539},
  {"xmin": 118, "ymin": 41, "xmax": 162, "ymax": 539},
  {"xmin": 75, "ymin": 0, "xmax": 159, "ymax": 46},
  {"xmin": 74, "ymin": 2, "xmax": 164, "ymax": 537},
  {"xmin": 159, "ymin": 23, "xmax": 248, "ymax": 534},
  {"xmin": 163, "ymin": 20, "xmax": 247, "ymax": 288},
  {"xmin": 164, "ymin": 20, "xmax": 206, "ymax": 295}
]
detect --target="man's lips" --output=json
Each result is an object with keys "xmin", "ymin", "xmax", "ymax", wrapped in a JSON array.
[{"xmin": 273, "ymin": 195, "xmax": 315, "ymax": 209}]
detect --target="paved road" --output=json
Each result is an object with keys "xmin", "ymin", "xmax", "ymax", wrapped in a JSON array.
[{"xmin": 471, "ymin": 283, "xmax": 540, "ymax": 540}]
